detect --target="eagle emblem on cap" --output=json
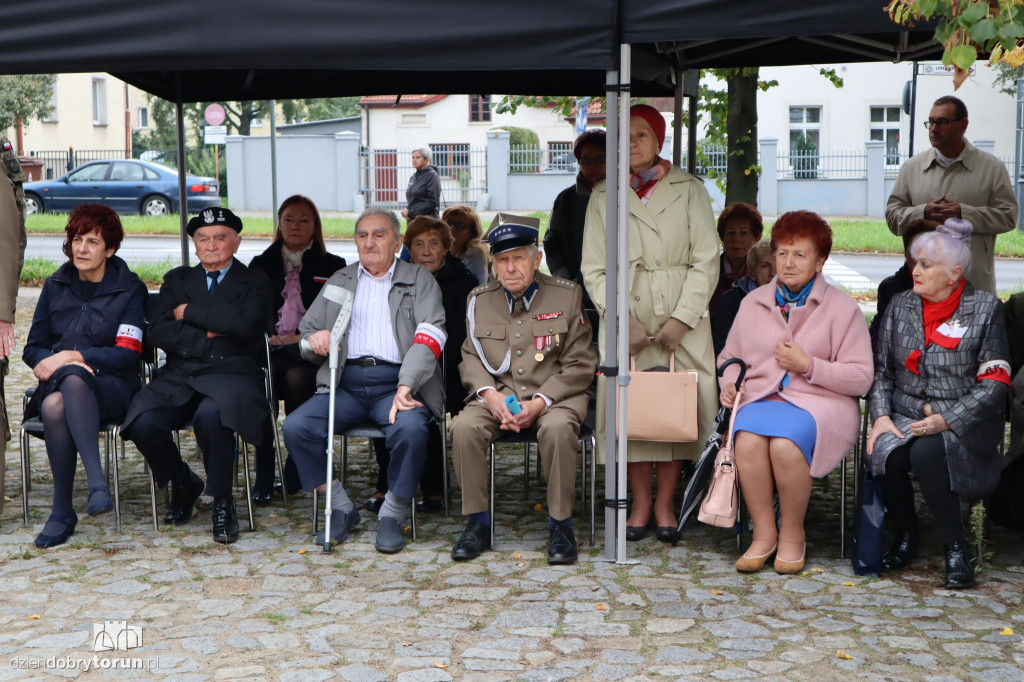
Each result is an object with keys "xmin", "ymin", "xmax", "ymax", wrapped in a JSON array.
[{"xmin": 203, "ymin": 209, "xmax": 215, "ymax": 223}]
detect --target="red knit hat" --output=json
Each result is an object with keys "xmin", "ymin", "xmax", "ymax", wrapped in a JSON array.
[{"xmin": 630, "ymin": 104, "xmax": 666, "ymax": 148}]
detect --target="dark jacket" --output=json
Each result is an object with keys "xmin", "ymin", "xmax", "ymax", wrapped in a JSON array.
[
  {"xmin": 545, "ymin": 174, "xmax": 592, "ymax": 283},
  {"xmin": 869, "ymin": 284, "xmax": 1010, "ymax": 500},
  {"xmin": 406, "ymin": 165, "xmax": 441, "ymax": 219},
  {"xmin": 711, "ymin": 275, "xmax": 758, "ymax": 358},
  {"xmin": 869, "ymin": 262, "xmax": 913, "ymax": 355},
  {"xmin": 248, "ymin": 240, "xmax": 346, "ymax": 332},
  {"xmin": 433, "ymin": 252, "xmax": 477, "ymax": 413},
  {"xmin": 24, "ymin": 256, "xmax": 147, "ymax": 419},
  {"xmin": 122, "ymin": 259, "xmax": 272, "ymax": 445}
]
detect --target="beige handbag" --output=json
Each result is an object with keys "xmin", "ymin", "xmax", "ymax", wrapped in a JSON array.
[
  {"xmin": 698, "ymin": 386, "xmax": 741, "ymax": 528},
  {"xmin": 616, "ymin": 355, "xmax": 699, "ymax": 442}
]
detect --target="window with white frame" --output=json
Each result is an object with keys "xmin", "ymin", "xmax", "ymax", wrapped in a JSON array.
[
  {"xmin": 42, "ymin": 84, "xmax": 58, "ymax": 123},
  {"xmin": 870, "ymin": 105, "xmax": 901, "ymax": 165},
  {"xmin": 138, "ymin": 106, "xmax": 149, "ymax": 129},
  {"xmin": 91, "ymin": 77, "xmax": 107, "ymax": 126},
  {"xmin": 788, "ymin": 106, "xmax": 821, "ymax": 151}
]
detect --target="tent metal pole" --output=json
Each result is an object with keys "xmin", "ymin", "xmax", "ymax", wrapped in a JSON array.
[
  {"xmin": 615, "ymin": 42, "xmax": 632, "ymax": 564},
  {"xmin": 269, "ymin": 100, "xmax": 279, "ymax": 225},
  {"xmin": 672, "ymin": 69, "xmax": 683, "ymax": 167},
  {"xmin": 602, "ymin": 68, "xmax": 619, "ymax": 561},
  {"xmin": 175, "ymin": 98, "xmax": 189, "ymax": 266}
]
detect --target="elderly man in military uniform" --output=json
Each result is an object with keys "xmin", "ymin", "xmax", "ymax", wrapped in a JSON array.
[
  {"xmin": 122, "ymin": 208, "xmax": 272, "ymax": 544},
  {"xmin": 450, "ymin": 214, "xmax": 597, "ymax": 564},
  {"xmin": 0, "ymin": 137, "xmax": 26, "ymax": 519}
]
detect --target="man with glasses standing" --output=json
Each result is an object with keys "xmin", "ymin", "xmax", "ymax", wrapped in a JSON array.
[{"xmin": 886, "ymin": 95, "xmax": 1017, "ymax": 294}]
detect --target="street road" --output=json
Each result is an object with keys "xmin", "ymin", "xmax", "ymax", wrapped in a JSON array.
[{"xmin": 24, "ymin": 234, "xmax": 1024, "ymax": 294}]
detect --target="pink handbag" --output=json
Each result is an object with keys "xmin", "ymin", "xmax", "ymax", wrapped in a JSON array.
[
  {"xmin": 615, "ymin": 355, "xmax": 699, "ymax": 443},
  {"xmin": 698, "ymin": 387, "xmax": 741, "ymax": 528}
]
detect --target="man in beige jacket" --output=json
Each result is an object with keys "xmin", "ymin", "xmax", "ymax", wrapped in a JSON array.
[{"xmin": 886, "ymin": 95, "xmax": 1017, "ymax": 294}]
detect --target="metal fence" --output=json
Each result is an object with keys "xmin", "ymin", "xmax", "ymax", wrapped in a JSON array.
[
  {"xmin": 776, "ymin": 149, "xmax": 868, "ymax": 180},
  {"xmin": 509, "ymin": 145, "xmax": 578, "ymax": 174},
  {"xmin": 24, "ymin": 148, "xmax": 215, "ymax": 183},
  {"xmin": 359, "ymin": 145, "xmax": 488, "ymax": 210}
]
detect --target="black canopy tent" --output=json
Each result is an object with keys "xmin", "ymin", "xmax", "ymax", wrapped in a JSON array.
[{"xmin": 0, "ymin": 0, "xmax": 939, "ymax": 562}]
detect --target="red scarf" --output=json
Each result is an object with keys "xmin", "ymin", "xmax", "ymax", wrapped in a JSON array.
[
  {"xmin": 905, "ymin": 279, "xmax": 965, "ymax": 374},
  {"xmin": 629, "ymin": 158, "xmax": 670, "ymax": 203},
  {"xmin": 923, "ymin": 278, "xmax": 965, "ymax": 348}
]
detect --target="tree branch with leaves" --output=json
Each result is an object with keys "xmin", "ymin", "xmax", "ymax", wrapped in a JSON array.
[{"xmin": 886, "ymin": 0, "xmax": 1024, "ymax": 88}]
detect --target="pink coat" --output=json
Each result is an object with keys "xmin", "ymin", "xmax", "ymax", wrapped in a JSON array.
[{"xmin": 717, "ymin": 276, "xmax": 873, "ymax": 477}]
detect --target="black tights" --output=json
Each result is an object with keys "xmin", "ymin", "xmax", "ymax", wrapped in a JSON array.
[
  {"xmin": 883, "ymin": 434, "xmax": 965, "ymax": 545},
  {"xmin": 40, "ymin": 375, "xmax": 106, "ymax": 526}
]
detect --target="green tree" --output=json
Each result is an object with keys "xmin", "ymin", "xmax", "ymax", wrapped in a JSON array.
[
  {"xmin": 301, "ymin": 97, "xmax": 362, "ymax": 121},
  {"xmin": 0, "ymin": 74, "xmax": 57, "ymax": 132}
]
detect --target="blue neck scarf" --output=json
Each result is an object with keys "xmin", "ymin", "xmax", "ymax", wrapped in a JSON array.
[{"xmin": 775, "ymin": 277, "xmax": 815, "ymax": 321}]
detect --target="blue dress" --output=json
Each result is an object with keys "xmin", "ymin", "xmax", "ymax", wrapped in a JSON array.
[{"xmin": 733, "ymin": 398, "xmax": 817, "ymax": 465}]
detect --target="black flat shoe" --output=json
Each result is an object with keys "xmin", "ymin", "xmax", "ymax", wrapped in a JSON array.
[
  {"xmin": 212, "ymin": 497, "xmax": 240, "ymax": 544},
  {"xmin": 548, "ymin": 525, "xmax": 578, "ymax": 565},
  {"xmin": 251, "ymin": 486, "xmax": 274, "ymax": 506},
  {"xmin": 656, "ymin": 526, "xmax": 679, "ymax": 543},
  {"xmin": 944, "ymin": 541, "xmax": 975, "ymax": 589},
  {"xmin": 415, "ymin": 497, "xmax": 445, "ymax": 514},
  {"xmin": 364, "ymin": 495, "xmax": 385, "ymax": 514},
  {"xmin": 87, "ymin": 486, "xmax": 113, "ymax": 517},
  {"xmin": 34, "ymin": 513, "xmax": 78, "ymax": 549},
  {"xmin": 626, "ymin": 526, "xmax": 647, "ymax": 541},
  {"xmin": 451, "ymin": 521, "xmax": 491, "ymax": 561},
  {"xmin": 882, "ymin": 529, "xmax": 919, "ymax": 572},
  {"xmin": 164, "ymin": 469, "xmax": 205, "ymax": 525}
]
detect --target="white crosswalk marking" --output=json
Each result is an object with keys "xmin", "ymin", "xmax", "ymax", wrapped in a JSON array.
[{"xmin": 823, "ymin": 258, "xmax": 874, "ymax": 292}]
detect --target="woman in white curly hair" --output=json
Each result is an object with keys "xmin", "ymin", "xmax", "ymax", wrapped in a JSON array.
[{"xmin": 867, "ymin": 218, "xmax": 1011, "ymax": 589}]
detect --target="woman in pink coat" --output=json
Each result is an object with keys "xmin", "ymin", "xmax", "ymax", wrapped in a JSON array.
[{"xmin": 718, "ymin": 211, "xmax": 873, "ymax": 574}]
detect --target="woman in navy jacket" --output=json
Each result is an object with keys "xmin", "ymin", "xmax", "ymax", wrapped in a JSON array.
[
  {"xmin": 23, "ymin": 205, "xmax": 147, "ymax": 548},
  {"xmin": 248, "ymin": 195, "xmax": 346, "ymax": 501}
]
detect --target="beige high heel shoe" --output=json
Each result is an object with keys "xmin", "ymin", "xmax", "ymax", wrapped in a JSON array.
[{"xmin": 735, "ymin": 544, "xmax": 777, "ymax": 573}]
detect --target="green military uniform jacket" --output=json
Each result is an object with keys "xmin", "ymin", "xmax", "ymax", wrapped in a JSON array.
[{"xmin": 459, "ymin": 274, "xmax": 597, "ymax": 419}]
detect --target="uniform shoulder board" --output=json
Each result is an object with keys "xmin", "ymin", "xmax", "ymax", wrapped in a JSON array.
[
  {"xmin": 470, "ymin": 281, "xmax": 500, "ymax": 296},
  {"xmin": 541, "ymin": 275, "xmax": 579, "ymax": 290}
]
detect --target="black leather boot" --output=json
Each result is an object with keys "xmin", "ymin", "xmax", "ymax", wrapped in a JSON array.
[
  {"xmin": 881, "ymin": 527, "xmax": 919, "ymax": 571},
  {"xmin": 944, "ymin": 541, "xmax": 975, "ymax": 589},
  {"xmin": 212, "ymin": 497, "xmax": 240, "ymax": 544}
]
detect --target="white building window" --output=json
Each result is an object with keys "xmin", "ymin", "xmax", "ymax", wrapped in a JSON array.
[
  {"xmin": 788, "ymin": 106, "xmax": 821, "ymax": 150},
  {"xmin": 92, "ymin": 77, "xmax": 107, "ymax": 126},
  {"xmin": 469, "ymin": 95, "xmax": 491, "ymax": 123},
  {"xmin": 400, "ymin": 113, "xmax": 426, "ymax": 125},
  {"xmin": 251, "ymin": 118, "xmax": 264, "ymax": 128},
  {"xmin": 42, "ymin": 84, "xmax": 58, "ymax": 123},
  {"xmin": 870, "ymin": 105, "xmax": 901, "ymax": 165},
  {"xmin": 137, "ymin": 106, "xmax": 149, "ymax": 129}
]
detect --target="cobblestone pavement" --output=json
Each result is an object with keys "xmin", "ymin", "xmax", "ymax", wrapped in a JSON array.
[{"xmin": 2, "ymin": 293, "xmax": 1024, "ymax": 681}]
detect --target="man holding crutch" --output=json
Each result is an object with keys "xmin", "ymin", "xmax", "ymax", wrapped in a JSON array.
[{"xmin": 283, "ymin": 208, "xmax": 446, "ymax": 553}]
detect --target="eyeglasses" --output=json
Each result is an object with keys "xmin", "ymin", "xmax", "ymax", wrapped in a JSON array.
[
  {"xmin": 448, "ymin": 221, "xmax": 471, "ymax": 231},
  {"xmin": 923, "ymin": 118, "xmax": 962, "ymax": 130},
  {"xmin": 579, "ymin": 155, "xmax": 606, "ymax": 166}
]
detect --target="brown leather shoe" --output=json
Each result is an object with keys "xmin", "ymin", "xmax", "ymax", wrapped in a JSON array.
[{"xmin": 735, "ymin": 544, "xmax": 776, "ymax": 573}]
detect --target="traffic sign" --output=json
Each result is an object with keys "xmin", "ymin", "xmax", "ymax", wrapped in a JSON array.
[
  {"xmin": 204, "ymin": 103, "xmax": 226, "ymax": 126},
  {"xmin": 204, "ymin": 125, "xmax": 227, "ymax": 145}
]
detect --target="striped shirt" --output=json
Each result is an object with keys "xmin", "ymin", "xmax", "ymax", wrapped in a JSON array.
[{"xmin": 347, "ymin": 259, "xmax": 402, "ymax": 363}]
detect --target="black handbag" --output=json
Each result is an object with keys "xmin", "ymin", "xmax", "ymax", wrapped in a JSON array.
[{"xmin": 851, "ymin": 469, "xmax": 885, "ymax": 577}]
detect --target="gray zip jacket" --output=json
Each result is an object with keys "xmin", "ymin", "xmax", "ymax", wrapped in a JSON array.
[{"xmin": 298, "ymin": 258, "xmax": 447, "ymax": 419}]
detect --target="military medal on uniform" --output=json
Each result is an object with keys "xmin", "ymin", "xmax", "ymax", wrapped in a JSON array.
[{"xmin": 533, "ymin": 311, "xmax": 562, "ymax": 361}]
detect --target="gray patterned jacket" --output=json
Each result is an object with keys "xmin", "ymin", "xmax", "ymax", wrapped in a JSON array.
[{"xmin": 868, "ymin": 283, "xmax": 1009, "ymax": 500}]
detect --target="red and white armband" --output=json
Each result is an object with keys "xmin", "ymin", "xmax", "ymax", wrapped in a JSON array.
[
  {"xmin": 115, "ymin": 324, "xmax": 143, "ymax": 353},
  {"xmin": 413, "ymin": 323, "xmax": 446, "ymax": 360},
  {"xmin": 977, "ymin": 359, "xmax": 1011, "ymax": 386}
]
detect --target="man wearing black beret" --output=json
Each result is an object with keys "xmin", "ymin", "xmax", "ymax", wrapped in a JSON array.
[{"xmin": 122, "ymin": 207, "xmax": 272, "ymax": 543}]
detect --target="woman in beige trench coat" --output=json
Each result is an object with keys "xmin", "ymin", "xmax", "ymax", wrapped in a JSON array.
[{"xmin": 581, "ymin": 104, "xmax": 720, "ymax": 542}]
